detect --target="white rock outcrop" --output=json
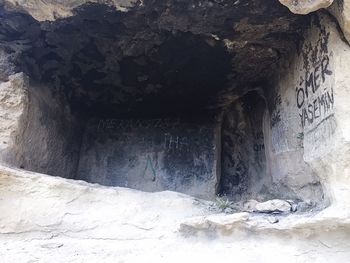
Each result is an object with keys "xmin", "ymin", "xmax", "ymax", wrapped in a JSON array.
[
  {"xmin": 0, "ymin": 1, "xmax": 350, "ymax": 262},
  {"xmin": 254, "ymin": 199, "xmax": 292, "ymax": 213},
  {"xmin": 2, "ymin": 0, "xmax": 138, "ymax": 21},
  {"xmin": 1, "ymin": 165, "xmax": 350, "ymax": 262},
  {"xmin": 0, "ymin": 73, "xmax": 28, "ymax": 161},
  {"xmin": 278, "ymin": 0, "xmax": 334, "ymax": 14},
  {"xmin": 329, "ymin": 0, "xmax": 350, "ymax": 43}
]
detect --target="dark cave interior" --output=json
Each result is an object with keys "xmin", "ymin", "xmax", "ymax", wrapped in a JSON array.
[{"xmin": 0, "ymin": 0, "xmax": 313, "ymax": 200}]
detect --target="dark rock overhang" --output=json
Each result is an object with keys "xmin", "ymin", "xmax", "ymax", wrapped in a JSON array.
[{"xmin": 0, "ymin": 0, "xmax": 310, "ymax": 117}]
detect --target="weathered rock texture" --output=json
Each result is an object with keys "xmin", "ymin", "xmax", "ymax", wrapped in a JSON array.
[
  {"xmin": 0, "ymin": 0, "xmax": 350, "ymax": 261},
  {"xmin": 0, "ymin": 72, "xmax": 83, "ymax": 178},
  {"xmin": 266, "ymin": 13, "xmax": 350, "ymax": 206},
  {"xmin": 329, "ymin": 0, "xmax": 350, "ymax": 43},
  {"xmin": 220, "ymin": 91, "xmax": 268, "ymax": 200},
  {"xmin": 279, "ymin": 0, "xmax": 334, "ymax": 14},
  {"xmin": 1, "ymin": 165, "xmax": 350, "ymax": 262},
  {"xmin": 0, "ymin": 73, "xmax": 28, "ymax": 158},
  {"xmin": 1, "ymin": 0, "xmax": 350, "ymax": 205},
  {"xmin": 0, "ymin": 0, "xmax": 308, "ymax": 116},
  {"xmin": 2, "ymin": 0, "xmax": 138, "ymax": 21},
  {"xmin": 0, "ymin": 0, "xmax": 318, "ymax": 201},
  {"xmin": 77, "ymin": 117, "xmax": 219, "ymax": 198}
]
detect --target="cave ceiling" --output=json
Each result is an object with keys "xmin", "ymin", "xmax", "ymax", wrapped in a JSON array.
[{"xmin": 0, "ymin": 0, "xmax": 309, "ymax": 117}]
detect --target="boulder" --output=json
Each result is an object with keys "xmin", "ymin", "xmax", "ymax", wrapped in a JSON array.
[
  {"xmin": 279, "ymin": 0, "xmax": 334, "ymax": 14},
  {"xmin": 255, "ymin": 199, "xmax": 292, "ymax": 213}
]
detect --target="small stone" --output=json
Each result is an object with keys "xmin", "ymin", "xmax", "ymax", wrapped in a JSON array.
[
  {"xmin": 297, "ymin": 201, "xmax": 313, "ymax": 212},
  {"xmin": 286, "ymin": 200, "xmax": 298, "ymax": 212},
  {"xmin": 243, "ymin": 200, "xmax": 259, "ymax": 212},
  {"xmin": 254, "ymin": 199, "xmax": 291, "ymax": 214},
  {"xmin": 224, "ymin": 207, "xmax": 234, "ymax": 214},
  {"xmin": 279, "ymin": 0, "xmax": 334, "ymax": 15},
  {"xmin": 267, "ymin": 216, "xmax": 279, "ymax": 224}
]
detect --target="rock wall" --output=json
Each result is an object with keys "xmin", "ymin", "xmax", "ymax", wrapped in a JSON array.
[
  {"xmin": 0, "ymin": 1, "xmax": 349, "ymax": 207},
  {"xmin": 76, "ymin": 117, "xmax": 220, "ymax": 199},
  {"xmin": 0, "ymin": 72, "xmax": 83, "ymax": 179},
  {"xmin": 264, "ymin": 13, "xmax": 350, "ymax": 206},
  {"xmin": 279, "ymin": 0, "xmax": 334, "ymax": 15},
  {"xmin": 0, "ymin": 73, "xmax": 28, "ymax": 162},
  {"xmin": 220, "ymin": 91, "xmax": 268, "ymax": 201}
]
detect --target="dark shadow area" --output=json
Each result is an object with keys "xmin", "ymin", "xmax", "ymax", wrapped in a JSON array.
[
  {"xmin": 219, "ymin": 91, "xmax": 267, "ymax": 200},
  {"xmin": 0, "ymin": 1, "xmax": 313, "ymax": 200}
]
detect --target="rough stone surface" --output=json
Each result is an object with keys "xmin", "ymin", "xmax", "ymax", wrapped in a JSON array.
[
  {"xmin": 254, "ymin": 199, "xmax": 292, "ymax": 213},
  {"xmin": 279, "ymin": 0, "xmax": 334, "ymax": 14},
  {"xmin": 0, "ymin": 0, "xmax": 319, "ymax": 201},
  {"xmin": 0, "ymin": 4, "xmax": 350, "ymax": 259},
  {"xmin": 0, "ymin": 74, "xmax": 83, "ymax": 178},
  {"xmin": 180, "ymin": 212, "xmax": 250, "ymax": 234},
  {"xmin": 76, "ymin": 117, "xmax": 219, "ymax": 199},
  {"xmin": 266, "ymin": 13, "xmax": 350, "ymax": 206},
  {"xmin": 0, "ymin": 73, "xmax": 28, "ymax": 160},
  {"xmin": 1, "ymin": 165, "xmax": 350, "ymax": 262},
  {"xmin": 0, "ymin": 0, "xmax": 309, "ymax": 116},
  {"xmin": 0, "ymin": 46, "xmax": 85, "ymax": 179},
  {"xmin": 2, "ymin": 0, "xmax": 138, "ymax": 21},
  {"xmin": 220, "ymin": 91, "xmax": 268, "ymax": 201},
  {"xmin": 329, "ymin": 0, "xmax": 350, "ymax": 43}
]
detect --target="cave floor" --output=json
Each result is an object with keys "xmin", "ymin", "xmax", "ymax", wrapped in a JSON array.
[{"xmin": 0, "ymin": 165, "xmax": 350, "ymax": 263}]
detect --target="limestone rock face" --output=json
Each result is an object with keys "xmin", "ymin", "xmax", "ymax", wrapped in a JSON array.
[
  {"xmin": 1, "ymin": 4, "xmax": 350, "ymax": 262},
  {"xmin": 3, "ymin": 0, "xmax": 138, "ymax": 21},
  {"xmin": 254, "ymin": 199, "xmax": 292, "ymax": 213},
  {"xmin": 0, "ymin": 73, "xmax": 28, "ymax": 161},
  {"xmin": 329, "ymin": 0, "xmax": 350, "ymax": 43},
  {"xmin": 279, "ymin": 0, "xmax": 334, "ymax": 14},
  {"xmin": 1, "ymin": 165, "xmax": 350, "ymax": 262}
]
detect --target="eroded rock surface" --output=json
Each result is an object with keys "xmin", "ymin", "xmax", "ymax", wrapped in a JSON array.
[
  {"xmin": 1, "ymin": 165, "xmax": 350, "ymax": 262},
  {"xmin": 279, "ymin": 0, "xmax": 334, "ymax": 14},
  {"xmin": 0, "ymin": 2, "xmax": 350, "ymax": 262},
  {"xmin": 329, "ymin": 0, "xmax": 350, "ymax": 43},
  {"xmin": 2, "ymin": 0, "xmax": 138, "ymax": 21},
  {"xmin": 254, "ymin": 199, "xmax": 292, "ymax": 213}
]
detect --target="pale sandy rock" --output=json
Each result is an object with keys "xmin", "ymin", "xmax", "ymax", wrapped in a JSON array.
[
  {"xmin": 254, "ymin": 199, "xmax": 292, "ymax": 213},
  {"xmin": 179, "ymin": 212, "xmax": 249, "ymax": 233},
  {"xmin": 0, "ymin": 73, "xmax": 28, "ymax": 160},
  {"xmin": 0, "ymin": 165, "xmax": 350, "ymax": 262},
  {"xmin": 279, "ymin": 0, "xmax": 334, "ymax": 14},
  {"xmin": 0, "ymin": 2, "xmax": 349, "ymax": 262},
  {"xmin": 3, "ymin": 0, "xmax": 138, "ymax": 21},
  {"xmin": 329, "ymin": 0, "xmax": 350, "ymax": 43},
  {"xmin": 243, "ymin": 200, "xmax": 259, "ymax": 212},
  {"xmin": 279, "ymin": 0, "xmax": 350, "ymax": 45},
  {"xmin": 241, "ymin": 199, "xmax": 292, "ymax": 213}
]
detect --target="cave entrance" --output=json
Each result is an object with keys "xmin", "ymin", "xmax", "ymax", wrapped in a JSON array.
[{"xmin": 0, "ymin": 2, "xmax": 324, "ymax": 203}]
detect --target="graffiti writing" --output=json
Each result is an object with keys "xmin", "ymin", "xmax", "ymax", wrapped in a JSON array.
[
  {"xmin": 304, "ymin": 114, "xmax": 337, "ymax": 154},
  {"xmin": 298, "ymin": 87, "xmax": 334, "ymax": 128},
  {"xmin": 296, "ymin": 26, "xmax": 334, "ymax": 132},
  {"xmin": 271, "ymin": 94, "xmax": 282, "ymax": 127},
  {"xmin": 253, "ymin": 132, "xmax": 264, "ymax": 152},
  {"xmin": 141, "ymin": 156, "xmax": 156, "ymax": 182},
  {"xmin": 164, "ymin": 133, "xmax": 188, "ymax": 151},
  {"xmin": 98, "ymin": 118, "xmax": 181, "ymax": 131},
  {"xmin": 254, "ymin": 131, "xmax": 264, "ymax": 140},
  {"xmin": 253, "ymin": 143, "xmax": 265, "ymax": 152},
  {"xmin": 272, "ymin": 119, "xmax": 290, "ymax": 153}
]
